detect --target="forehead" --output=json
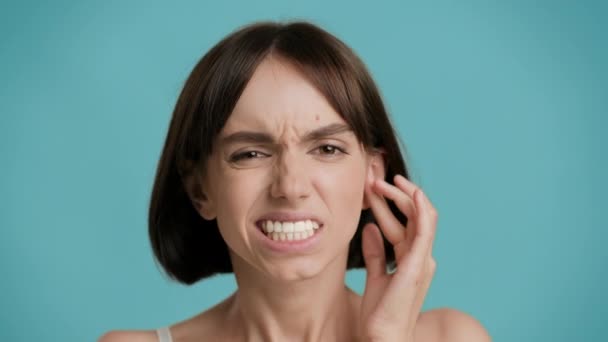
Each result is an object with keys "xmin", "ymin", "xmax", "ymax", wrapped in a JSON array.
[{"xmin": 221, "ymin": 57, "xmax": 345, "ymax": 134}]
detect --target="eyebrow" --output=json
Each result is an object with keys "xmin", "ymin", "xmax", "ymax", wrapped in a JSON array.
[{"xmin": 220, "ymin": 123, "xmax": 353, "ymax": 145}]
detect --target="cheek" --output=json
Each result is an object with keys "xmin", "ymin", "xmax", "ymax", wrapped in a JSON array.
[
  {"xmin": 212, "ymin": 168, "xmax": 266, "ymax": 242},
  {"xmin": 317, "ymin": 165, "xmax": 365, "ymax": 198},
  {"xmin": 218, "ymin": 171, "xmax": 262, "ymax": 206},
  {"xmin": 311, "ymin": 161, "xmax": 367, "ymax": 228}
]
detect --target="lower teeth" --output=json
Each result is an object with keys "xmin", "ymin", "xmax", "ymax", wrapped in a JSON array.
[{"xmin": 267, "ymin": 231, "xmax": 314, "ymax": 241}]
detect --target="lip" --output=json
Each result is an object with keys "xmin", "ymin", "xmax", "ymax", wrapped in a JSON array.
[{"xmin": 254, "ymin": 212, "xmax": 324, "ymax": 254}]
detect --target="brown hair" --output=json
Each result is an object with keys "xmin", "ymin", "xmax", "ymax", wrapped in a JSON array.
[{"xmin": 149, "ymin": 21, "xmax": 410, "ymax": 284}]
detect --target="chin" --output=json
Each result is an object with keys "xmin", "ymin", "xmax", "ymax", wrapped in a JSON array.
[{"xmin": 264, "ymin": 258, "xmax": 328, "ymax": 282}]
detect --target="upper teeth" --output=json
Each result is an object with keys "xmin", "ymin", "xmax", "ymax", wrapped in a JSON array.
[{"xmin": 262, "ymin": 220, "xmax": 320, "ymax": 233}]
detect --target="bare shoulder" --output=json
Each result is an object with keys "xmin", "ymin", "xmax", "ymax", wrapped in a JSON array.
[
  {"xmin": 418, "ymin": 308, "xmax": 492, "ymax": 342},
  {"xmin": 97, "ymin": 330, "xmax": 158, "ymax": 342},
  {"xmin": 97, "ymin": 296, "xmax": 234, "ymax": 342}
]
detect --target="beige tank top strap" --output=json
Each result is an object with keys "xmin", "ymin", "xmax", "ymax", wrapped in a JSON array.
[{"xmin": 156, "ymin": 327, "xmax": 173, "ymax": 342}]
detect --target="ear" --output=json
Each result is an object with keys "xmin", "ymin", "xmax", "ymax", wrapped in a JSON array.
[
  {"xmin": 362, "ymin": 150, "xmax": 386, "ymax": 210},
  {"xmin": 181, "ymin": 163, "xmax": 217, "ymax": 221}
]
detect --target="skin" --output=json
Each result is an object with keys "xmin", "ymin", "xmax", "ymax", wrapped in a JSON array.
[{"xmin": 99, "ymin": 56, "xmax": 491, "ymax": 342}]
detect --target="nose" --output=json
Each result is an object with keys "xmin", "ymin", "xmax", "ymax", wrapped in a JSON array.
[{"xmin": 270, "ymin": 151, "xmax": 311, "ymax": 203}]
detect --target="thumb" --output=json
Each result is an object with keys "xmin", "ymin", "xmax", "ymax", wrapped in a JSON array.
[{"xmin": 362, "ymin": 223, "xmax": 387, "ymax": 279}]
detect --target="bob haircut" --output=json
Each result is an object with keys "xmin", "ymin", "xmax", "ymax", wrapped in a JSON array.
[{"xmin": 149, "ymin": 21, "xmax": 410, "ymax": 285}]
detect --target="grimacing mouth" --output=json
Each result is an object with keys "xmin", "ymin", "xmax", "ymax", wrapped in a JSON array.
[{"xmin": 255, "ymin": 219, "xmax": 324, "ymax": 234}]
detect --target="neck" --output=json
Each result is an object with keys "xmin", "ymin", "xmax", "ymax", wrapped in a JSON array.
[{"xmin": 225, "ymin": 251, "xmax": 361, "ymax": 342}]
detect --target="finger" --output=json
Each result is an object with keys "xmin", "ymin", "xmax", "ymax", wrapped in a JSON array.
[
  {"xmin": 362, "ymin": 223, "xmax": 387, "ymax": 279},
  {"xmin": 373, "ymin": 179, "xmax": 423, "ymax": 254},
  {"xmin": 393, "ymin": 190, "xmax": 435, "ymax": 285},
  {"xmin": 372, "ymin": 179, "xmax": 417, "ymax": 222},
  {"xmin": 393, "ymin": 174, "xmax": 418, "ymax": 198},
  {"xmin": 396, "ymin": 176, "xmax": 439, "ymax": 234},
  {"xmin": 408, "ymin": 190, "xmax": 438, "ymax": 324},
  {"xmin": 418, "ymin": 190, "xmax": 437, "ymax": 295},
  {"xmin": 380, "ymin": 189, "xmax": 438, "ymax": 321},
  {"xmin": 365, "ymin": 181, "xmax": 407, "ymax": 245},
  {"xmin": 361, "ymin": 223, "xmax": 391, "ymax": 326},
  {"xmin": 419, "ymin": 189, "xmax": 438, "ymax": 258}
]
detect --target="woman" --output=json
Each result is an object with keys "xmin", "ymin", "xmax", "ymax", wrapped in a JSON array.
[{"xmin": 101, "ymin": 21, "xmax": 491, "ymax": 342}]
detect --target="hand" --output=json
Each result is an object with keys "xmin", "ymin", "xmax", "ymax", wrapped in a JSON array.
[{"xmin": 360, "ymin": 174, "xmax": 438, "ymax": 342}]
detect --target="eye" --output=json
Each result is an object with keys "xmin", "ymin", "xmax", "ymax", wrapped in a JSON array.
[
  {"xmin": 229, "ymin": 150, "xmax": 270, "ymax": 162},
  {"xmin": 313, "ymin": 144, "xmax": 347, "ymax": 156}
]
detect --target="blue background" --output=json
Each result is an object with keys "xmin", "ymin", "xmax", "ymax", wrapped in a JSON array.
[{"xmin": 1, "ymin": 1, "xmax": 606, "ymax": 341}]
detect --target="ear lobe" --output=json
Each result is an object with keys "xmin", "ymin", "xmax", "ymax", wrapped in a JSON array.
[
  {"xmin": 362, "ymin": 151, "xmax": 387, "ymax": 210},
  {"xmin": 181, "ymin": 168, "xmax": 216, "ymax": 220}
]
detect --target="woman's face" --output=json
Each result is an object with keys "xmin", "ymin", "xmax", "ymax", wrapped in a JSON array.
[{"xmin": 200, "ymin": 57, "xmax": 375, "ymax": 281}]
